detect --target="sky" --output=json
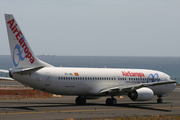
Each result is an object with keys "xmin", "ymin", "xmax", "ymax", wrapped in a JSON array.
[{"xmin": 0, "ymin": 0, "xmax": 180, "ymax": 56}]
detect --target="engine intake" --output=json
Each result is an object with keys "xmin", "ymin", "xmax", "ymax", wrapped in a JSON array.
[{"xmin": 128, "ymin": 87, "xmax": 154, "ymax": 101}]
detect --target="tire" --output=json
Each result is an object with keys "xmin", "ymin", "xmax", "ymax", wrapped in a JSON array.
[
  {"xmin": 157, "ymin": 98, "xmax": 163, "ymax": 103},
  {"xmin": 106, "ymin": 98, "xmax": 117, "ymax": 105},
  {"xmin": 106, "ymin": 98, "xmax": 111, "ymax": 105},
  {"xmin": 76, "ymin": 97, "xmax": 86, "ymax": 105},
  {"xmin": 112, "ymin": 98, "xmax": 117, "ymax": 105}
]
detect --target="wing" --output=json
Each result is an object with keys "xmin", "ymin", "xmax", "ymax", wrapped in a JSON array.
[
  {"xmin": 99, "ymin": 80, "xmax": 177, "ymax": 95},
  {"xmin": 0, "ymin": 69, "xmax": 14, "ymax": 81}
]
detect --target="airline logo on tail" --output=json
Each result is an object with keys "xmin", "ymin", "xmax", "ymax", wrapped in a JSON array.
[{"xmin": 7, "ymin": 19, "xmax": 34, "ymax": 67}]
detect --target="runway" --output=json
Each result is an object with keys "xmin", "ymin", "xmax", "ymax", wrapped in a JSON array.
[{"xmin": 0, "ymin": 86, "xmax": 180, "ymax": 120}]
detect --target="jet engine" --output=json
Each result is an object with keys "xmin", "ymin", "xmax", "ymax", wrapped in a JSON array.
[{"xmin": 128, "ymin": 87, "xmax": 154, "ymax": 101}]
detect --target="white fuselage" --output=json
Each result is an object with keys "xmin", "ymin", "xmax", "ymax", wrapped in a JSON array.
[{"xmin": 11, "ymin": 67, "xmax": 176, "ymax": 96}]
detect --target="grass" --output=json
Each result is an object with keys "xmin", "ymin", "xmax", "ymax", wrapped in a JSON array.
[{"xmin": 74, "ymin": 115, "xmax": 180, "ymax": 120}]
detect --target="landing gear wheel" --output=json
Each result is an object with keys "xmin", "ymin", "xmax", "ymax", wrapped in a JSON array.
[
  {"xmin": 112, "ymin": 98, "xmax": 117, "ymax": 105},
  {"xmin": 106, "ymin": 98, "xmax": 111, "ymax": 105},
  {"xmin": 106, "ymin": 98, "xmax": 117, "ymax": 105},
  {"xmin": 157, "ymin": 95, "xmax": 163, "ymax": 103},
  {"xmin": 75, "ymin": 96, "xmax": 86, "ymax": 105},
  {"xmin": 157, "ymin": 98, "xmax": 163, "ymax": 103}
]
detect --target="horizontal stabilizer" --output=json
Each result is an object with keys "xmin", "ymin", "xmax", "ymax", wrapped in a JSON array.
[
  {"xmin": 12, "ymin": 66, "xmax": 44, "ymax": 75},
  {"xmin": 0, "ymin": 77, "xmax": 14, "ymax": 81},
  {"xmin": 0, "ymin": 69, "xmax": 9, "ymax": 73}
]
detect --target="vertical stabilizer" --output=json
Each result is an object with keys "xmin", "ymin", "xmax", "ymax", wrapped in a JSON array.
[{"xmin": 5, "ymin": 14, "xmax": 53, "ymax": 68}]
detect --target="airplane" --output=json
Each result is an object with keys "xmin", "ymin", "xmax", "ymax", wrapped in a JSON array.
[{"xmin": 0, "ymin": 14, "xmax": 176, "ymax": 105}]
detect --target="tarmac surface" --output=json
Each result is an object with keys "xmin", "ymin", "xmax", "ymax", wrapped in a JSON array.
[{"xmin": 0, "ymin": 81, "xmax": 180, "ymax": 120}]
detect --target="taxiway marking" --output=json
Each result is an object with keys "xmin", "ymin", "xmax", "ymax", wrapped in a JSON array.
[{"xmin": 1, "ymin": 107, "xmax": 180, "ymax": 115}]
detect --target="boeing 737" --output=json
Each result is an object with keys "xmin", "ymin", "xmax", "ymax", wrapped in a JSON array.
[{"xmin": 0, "ymin": 14, "xmax": 176, "ymax": 105}]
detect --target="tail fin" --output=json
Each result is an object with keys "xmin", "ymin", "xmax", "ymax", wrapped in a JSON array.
[{"xmin": 5, "ymin": 14, "xmax": 53, "ymax": 68}]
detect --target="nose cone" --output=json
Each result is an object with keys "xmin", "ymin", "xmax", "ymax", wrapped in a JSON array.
[
  {"xmin": 172, "ymin": 82, "xmax": 177, "ymax": 90},
  {"xmin": 165, "ymin": 74, "xmax": 177, "ymax": 91},
  {"xmin": 167, "ymin": 82, "xmax": 176, "ymax": 93}
]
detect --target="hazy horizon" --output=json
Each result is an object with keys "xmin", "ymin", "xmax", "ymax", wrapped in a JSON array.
[
  {"xmin": 1, "ymin": 55, "xmax": 180, "ymax": 57},
  {"xmin": 0, "ymin": 1, "xmax": 180, "ymax": 56}
]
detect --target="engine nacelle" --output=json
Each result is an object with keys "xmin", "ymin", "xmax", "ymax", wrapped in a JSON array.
[{"xmin": 128, "ymin": 87, "xmax": 154, "ymax": 101}]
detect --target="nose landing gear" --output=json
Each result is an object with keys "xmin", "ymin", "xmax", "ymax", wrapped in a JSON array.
[{"xmin": 157, "ymin": 95, "xmax": 163, "ymax": 103}]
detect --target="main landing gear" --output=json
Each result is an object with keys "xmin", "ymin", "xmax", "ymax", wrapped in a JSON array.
[
  {"xmin": 75, "ymin": 96, "xmax": 86, "ymax": 105},
  {"xmin": 106, "ymin": 96, "xmax": 117, "ymax": 105},
  {"xmin": 157, "ymin": 95, "xmax": 163, "ymax": 103}
]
